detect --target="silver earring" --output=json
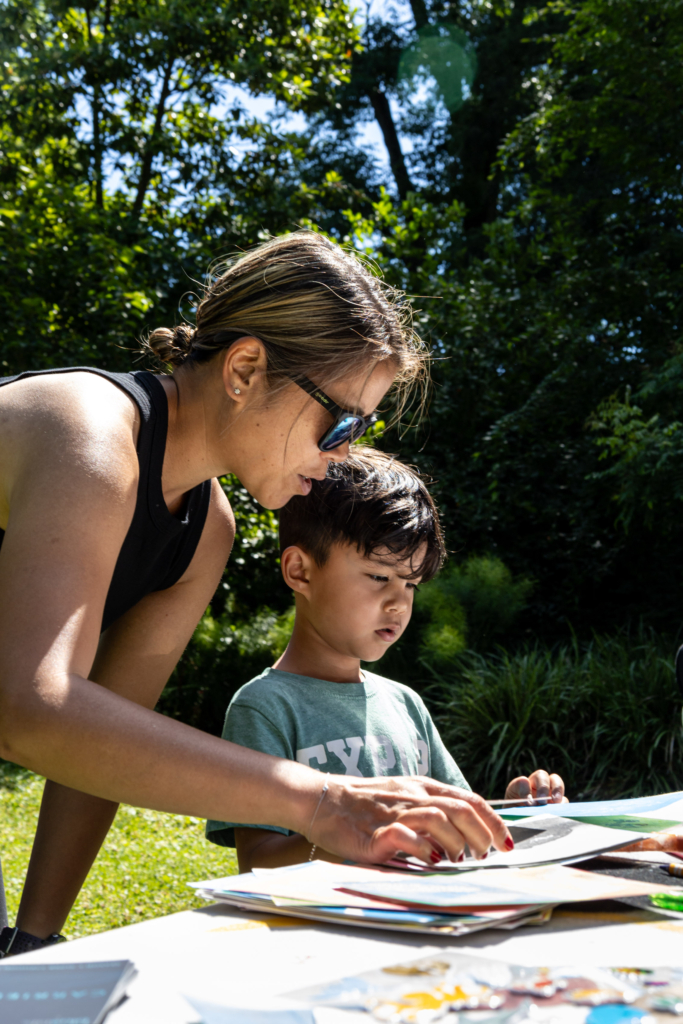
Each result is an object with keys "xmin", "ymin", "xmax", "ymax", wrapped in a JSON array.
[{"xmin": 233, "ymin": 387, "xmax": 241, "ymax": 395}]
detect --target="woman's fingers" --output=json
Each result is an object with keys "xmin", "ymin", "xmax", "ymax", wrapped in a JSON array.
[
  {"xmin": 369, "ymin": 796, "xmax": 510, "ymax": 864},
  {"xmin": 368, "ymin": 821, "xmax": 463, "ymax": 865},
  {"xmin": 314, "ymin": 776, "xmax": 514, "ymax": 866}
]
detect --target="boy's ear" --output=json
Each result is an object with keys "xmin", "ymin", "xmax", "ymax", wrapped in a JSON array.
[{"xmin": 280, "ymin": 545, "xmax": 313, "ymax": 595}]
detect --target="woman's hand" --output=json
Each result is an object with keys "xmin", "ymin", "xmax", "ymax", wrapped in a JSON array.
[
  {"xmin": 309, "ymin": 775, "xmax": 515, "ymax": 865},
  {"xmin": 505, "ymin": 769, "xmax": 566, "ymax": 804}
]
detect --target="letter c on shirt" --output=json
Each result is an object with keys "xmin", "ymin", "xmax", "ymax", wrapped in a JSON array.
[{"xmin": 296, "ymin": 744, "xmax": 328, "ymax": 768}]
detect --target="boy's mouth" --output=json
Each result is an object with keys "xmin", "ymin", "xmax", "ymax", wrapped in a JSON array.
[
  {"xmin": 375, "ymin": 626, "xmax": 399, "ymax": 643},
  {"xmin": 298, "ymin": 475, "xmax": 312, "ymax": 495}
]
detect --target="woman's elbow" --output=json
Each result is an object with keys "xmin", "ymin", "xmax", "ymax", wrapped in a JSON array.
[{"xmin": 0, "ymin": 675, "xmax": 46, "ymax": 762}]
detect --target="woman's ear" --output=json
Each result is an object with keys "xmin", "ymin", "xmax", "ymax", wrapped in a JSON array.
[
  {"xmin": 280, "ymin": 545, "xmax": 313, "ymax": 596},
  {"xmin": 221, "ymin": 336, "xmax": 267, "ymax": 398}
]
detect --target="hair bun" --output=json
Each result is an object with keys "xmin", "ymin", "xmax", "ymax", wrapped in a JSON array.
[{"xmin": 145, "ymin": 324, "xmax": 195, "ymax": 367}]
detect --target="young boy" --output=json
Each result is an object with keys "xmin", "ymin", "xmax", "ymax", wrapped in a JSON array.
[{"xmin": 206, "ymin": 448, "xmax": 562, "ymax": 870}]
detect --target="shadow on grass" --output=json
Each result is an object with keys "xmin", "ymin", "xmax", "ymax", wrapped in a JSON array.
[{"xmin": 0, "ymin": 759, "xmax": 34, "ymax": 792}]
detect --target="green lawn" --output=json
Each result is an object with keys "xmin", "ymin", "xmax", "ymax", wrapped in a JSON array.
[{"xmin": 0, "ymin": 765, "xmax": 238, "ymax": 940}]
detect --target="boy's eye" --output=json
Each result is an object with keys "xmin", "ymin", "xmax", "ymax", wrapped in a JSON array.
[
  {"xmin": 407, "ymin": 582, "xmax": 419, "ymax": 591},
  {"xmin": 368, "ymin": 574, "xmax": 389, "ymax": 583}
]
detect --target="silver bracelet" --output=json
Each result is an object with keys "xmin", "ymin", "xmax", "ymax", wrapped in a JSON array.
[
  {"xmin": 308, "ymin": 844, "xmax": 317, "ymax": 861},
  {"xmin": 306, "ymin": 774, "xmax": 329, "ymax": 845}
]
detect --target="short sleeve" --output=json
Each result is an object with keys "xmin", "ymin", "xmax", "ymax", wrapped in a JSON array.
[
  {"xmin": 422, "ymin": 707, "xmax": 471, "ymax": 791},
  {"xmin": 205, "ymin": 701, "xmax": 295, "ymax": 848}
]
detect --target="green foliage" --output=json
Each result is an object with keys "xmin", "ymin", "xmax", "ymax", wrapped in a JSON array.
[
  {"xmin": 0, "ymin": 0, "xmax": 359, "ymax": 372},
  {"xmin": 588, "ymin": 388, "xmax": 683, "ymax": 533},
  {"xmin": 0, "ymin": 769, "xmax": 237, "ymax": 939},
  {"xmin": 333, "ymin": 0, "xmax": 683, "ymax": 639},
  {"xmin": 417, "ymin": 556, "xmax": 534, "ymax": 658},
  {"xmin": 427, "ymin": 629, "xmax": 683, "ymax": 801}
]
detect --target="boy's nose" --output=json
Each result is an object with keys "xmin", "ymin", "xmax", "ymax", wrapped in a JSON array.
[{"xmin": 385, "ymin": 588, "xmax": 408, "ymax": 613}]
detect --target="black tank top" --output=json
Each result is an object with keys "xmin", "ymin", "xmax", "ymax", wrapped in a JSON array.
[{"xmin": 0, "ymin": 367, "xmax": 212, "ymax": 632}]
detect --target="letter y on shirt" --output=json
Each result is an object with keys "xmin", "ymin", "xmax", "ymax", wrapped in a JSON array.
[{"xmin": 325, "ymin": 737, "xmax": 364, "ymax": 776}]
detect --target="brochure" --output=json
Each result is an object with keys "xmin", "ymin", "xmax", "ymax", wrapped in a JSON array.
[{"xmin": 0, "ymin": 959, "xmax": 136, "ymax": 1024}]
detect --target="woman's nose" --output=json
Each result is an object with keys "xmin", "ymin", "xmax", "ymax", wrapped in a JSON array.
[{"xmin": 325, "ymin": 441, "xmax": 350, "ymax": 464}]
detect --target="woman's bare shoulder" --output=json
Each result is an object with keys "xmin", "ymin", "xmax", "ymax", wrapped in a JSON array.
[
  {"xmin": 0, "ymin": 371, "xmax": 140, "ymax": 528},
  {"xmin": 0, "ymin": 370, "xmax": 138, "ymax": 431}
]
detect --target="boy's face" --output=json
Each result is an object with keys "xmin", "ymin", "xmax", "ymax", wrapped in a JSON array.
[{"xmin": 289, "ymin": 541, "xmax": 423, "ymax": 664}]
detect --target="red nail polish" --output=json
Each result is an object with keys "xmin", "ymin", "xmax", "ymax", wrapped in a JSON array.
[
  {"xmin": 430, "ymin": 849, "xmax": 441, "ymax": 863},
  {"xmin": 505, "ymin": 836, "xmax": 515, "ymax": 851},
  {"xmin": 480, "ymin": 851, "xmax": 488, "ymax": 860},
  {"xmin": 457, "ymin": 852, "xmax": 465, "ymax": 862}
]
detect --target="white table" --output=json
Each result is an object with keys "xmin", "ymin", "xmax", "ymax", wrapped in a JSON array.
[{"xmin": 10, "ymin": 898, "xmax": 683, "ymax": 1023}]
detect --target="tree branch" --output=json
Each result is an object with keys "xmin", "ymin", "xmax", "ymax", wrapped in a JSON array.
[
  {"xmin": 369, "ymin": 87, "xmax": 414, "ymax": 200},
  {"xmin": 131, "ymin": 59, "xmax": 175, "ymax": 220},
  {"xmin": 408, "ymin": 0, "xmax": 429, "ymax": 30},
  {"xmin": 85, "ymin": 6, "xmax": 103, "ymax": 210}
]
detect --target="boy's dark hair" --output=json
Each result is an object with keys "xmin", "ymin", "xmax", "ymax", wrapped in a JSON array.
[{"xmin": 278, "ymin": 447, "xmax": 446, "ymax": 581}]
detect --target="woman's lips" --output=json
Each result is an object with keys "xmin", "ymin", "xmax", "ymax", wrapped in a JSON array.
[
  {"xmin": 376, "ymin": 627, "xmax": 398, "ymax": 642},
  {"xmin": 298, "ymin": 475, "xmax": 312, "ymax": 496}
]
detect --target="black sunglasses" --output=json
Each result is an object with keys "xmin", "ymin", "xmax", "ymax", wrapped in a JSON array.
[{"xmin": 293, "ymin": 375, "xmax": 378, "ymax": 452}]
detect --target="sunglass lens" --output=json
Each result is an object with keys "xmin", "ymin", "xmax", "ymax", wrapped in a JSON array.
[{"xmin": 319, "ymin": 415, "xmax": 365, "ymax": 451}]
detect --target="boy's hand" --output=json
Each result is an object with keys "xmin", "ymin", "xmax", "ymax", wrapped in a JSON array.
[
  {"xmin": 311, "ymin": 776, "xmax": 515, "ymax": 866},
  {"xmin": 505, "ymin": 770, "xmax": 566, "ymax": 803}
]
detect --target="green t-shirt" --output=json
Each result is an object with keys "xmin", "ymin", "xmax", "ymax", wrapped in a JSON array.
[{"xmin": 206, "ymin": 666, "xmax": 470, "ymax": 848}]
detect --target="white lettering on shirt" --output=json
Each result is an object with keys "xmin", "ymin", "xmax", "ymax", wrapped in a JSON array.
[
  {"xmin": 416, "ymin": 738, "xmax": 429, "ymax": 775},
  {"xmin": 395, "ymin": 738, "xmax": 411, "ymax": 774},
  {"xmin": 365, "ymin": 734, "xmax": 396, "ymax": 774},
  {"xmin": 326, "ymin": 737, "xmax": 364, "ymax": 776},
  {"xmin": 296, "ymin": 744, "xmax": 328, "ymax": 767}
]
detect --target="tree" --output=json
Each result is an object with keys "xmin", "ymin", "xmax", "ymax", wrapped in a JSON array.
[
  {"xmin": 0, "ymin": 0, "xmax": 358, "ymax": 371},
  {"xmin": 338, "ymin": 0, "xmax": 683, "ymax": 638}
]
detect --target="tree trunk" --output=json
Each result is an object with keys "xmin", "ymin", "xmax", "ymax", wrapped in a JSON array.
[
  {"xmin": 408, "ymin": 0, "xmax": 429, "ymax": 30},
  {"xmin": 85, "ymin": 7, "xmax": 103, "ymax": 210},
  {"xmin": 131, "ymin": 59, "xmax": 175, "ymax": 220},
  {"xmin": 369, "ymin": 88, "xmax": 414, "ymax": 200}
]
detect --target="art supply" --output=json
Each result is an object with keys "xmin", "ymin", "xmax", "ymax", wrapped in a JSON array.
[
  {"xmin": 487, "ymin": 798, "xmax": 550, "ymax": 808},
  {"xmin": 0, "ymin": 959, "xmax": 136, "ymax": 1024},
  {"xmin": 651, "ymin": 891, "xmax": 683, "ymax": 911},
  {"xmin": 286, "ymin": 949, "xmax": 667, "ymax": 1024},
  {"xmin": 659, "ymin": 863, "xmax": 683, "ymax": 879}
]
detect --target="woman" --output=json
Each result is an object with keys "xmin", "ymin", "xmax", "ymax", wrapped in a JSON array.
[{"xmin": 0, "ymin": 232, "xmax": 522, "ymax": 956}]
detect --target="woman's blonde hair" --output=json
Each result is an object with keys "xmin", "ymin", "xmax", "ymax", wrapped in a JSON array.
[{"xmin": 142, "ymin": 231, "xmax": 428, "ymax": 425}]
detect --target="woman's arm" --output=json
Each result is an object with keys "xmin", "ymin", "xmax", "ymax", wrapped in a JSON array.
[
  {"xmin": 16, "ymin": 477, "xmax": 235, "ymax": 938},
  {"xmin": 0, "ymin": 377, "xmax": 512, "ymax": 906}
]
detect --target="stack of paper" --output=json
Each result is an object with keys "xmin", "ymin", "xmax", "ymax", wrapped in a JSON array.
[
  {"xmin": 190, "ymin": 859, "xmax": 676, "ymax": 937},
  {"xmin": 191, "ymin": 860, "xmax": 553, "ymax": 936}
]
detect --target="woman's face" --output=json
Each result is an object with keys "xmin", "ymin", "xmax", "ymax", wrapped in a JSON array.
[{"xmin": 229, "ymin": 358, "xmax": 396, "ymax": 509}]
